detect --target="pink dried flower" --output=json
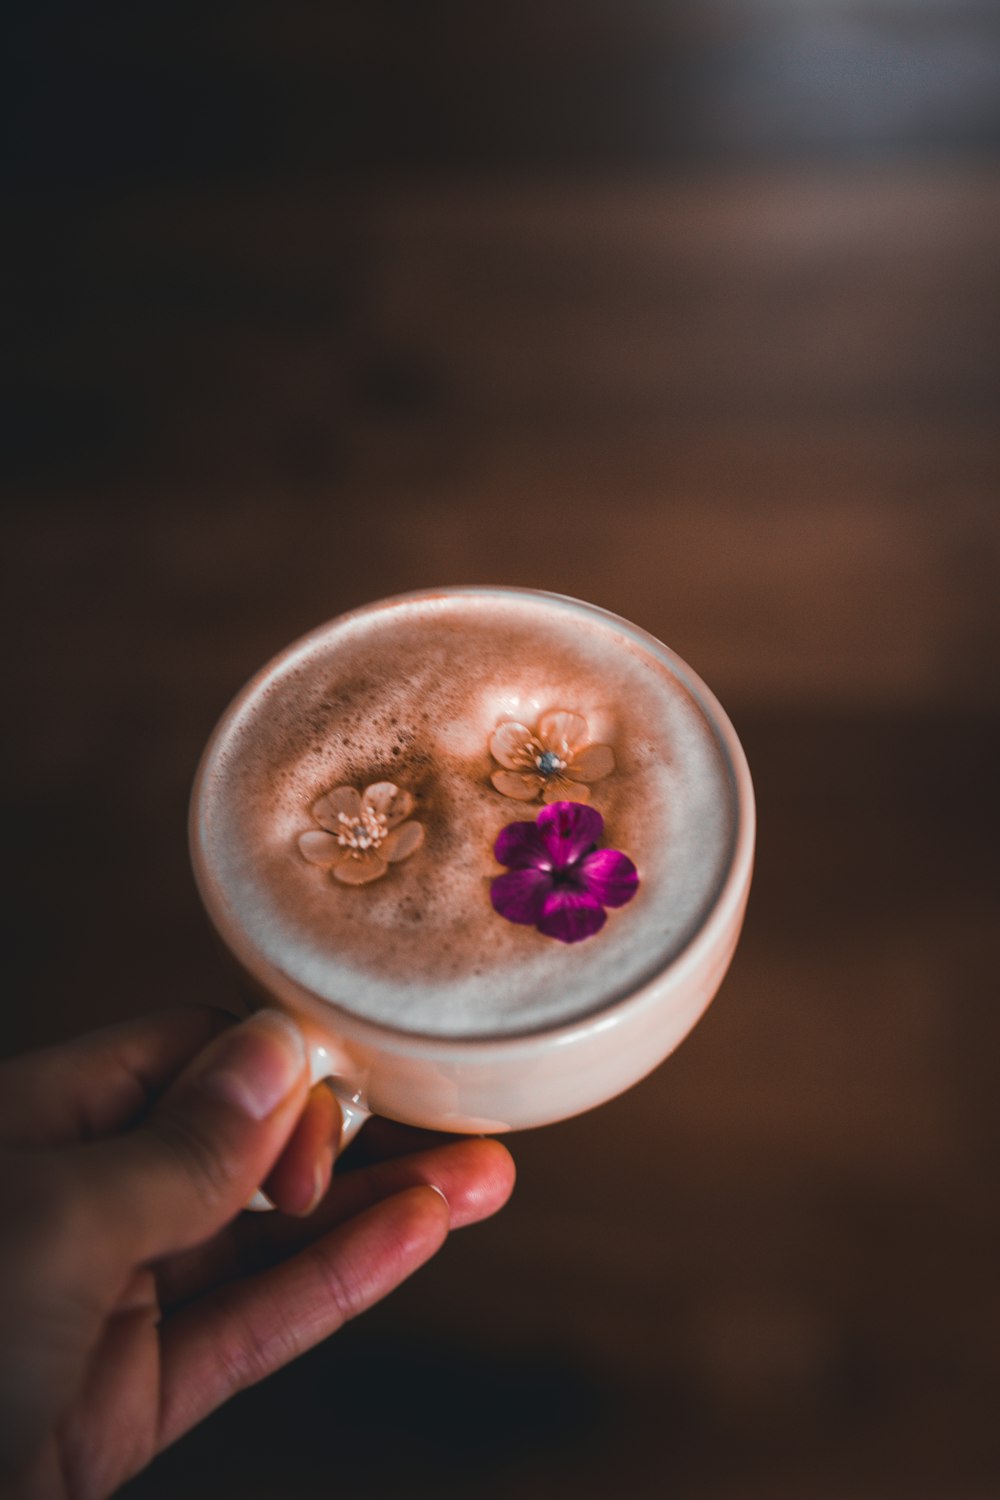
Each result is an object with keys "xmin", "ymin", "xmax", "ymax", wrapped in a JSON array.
[
  {"xmin": 489, "ymin": 710, "xmax": 615, "ymax": 804},
  {"xmin": 297, "ymin": 782, "xmax": 424, "ymax": 885}
]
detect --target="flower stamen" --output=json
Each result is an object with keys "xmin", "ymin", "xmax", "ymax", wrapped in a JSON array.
[
  {"xmin": 336, "ymin": 808, "xmax": 388, "ymax": 853},
  {"xmin": 535, "ymin": 748, "xmax": 567, "ymax": 777}
]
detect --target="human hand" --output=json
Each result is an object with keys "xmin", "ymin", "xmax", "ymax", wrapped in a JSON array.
[{"xmin": 0, "ymin": 1007, "xmax": 515, "ymax": 1498}]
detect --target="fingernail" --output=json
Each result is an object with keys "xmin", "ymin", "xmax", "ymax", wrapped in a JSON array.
[
  {"xmin": 296, "ymin": 1149, "xmax": 335, "ymax": 1218},
  {"xmin": 199, "ymin": 1010, "xmax": 307, "ymax": 1121}
]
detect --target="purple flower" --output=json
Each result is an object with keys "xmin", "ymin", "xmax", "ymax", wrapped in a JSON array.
[{"xmin": 490, "ymin": 801, "xmax": 639, "ymax": 944}]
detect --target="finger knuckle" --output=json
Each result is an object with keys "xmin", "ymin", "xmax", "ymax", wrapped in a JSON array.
[
  {"xmin": 217, "ymin": 1290, "xmax": 302, "ymax": 1394},
  {"xmin": 313, "ymin": 1237, "xmax": 366, "ymax": 1323},
  {"xmin": 146, "ymin": 1110, "xmax": 239, "ymax": 1212}
]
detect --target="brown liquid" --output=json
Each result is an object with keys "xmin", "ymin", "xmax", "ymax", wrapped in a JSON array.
[{"xmin": 195, "ymin": 591, "xmax": 737, "ymax": 1037}]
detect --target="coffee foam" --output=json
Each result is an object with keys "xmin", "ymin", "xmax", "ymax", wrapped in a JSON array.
[{"xmin": 197, "ymin": 593, "xmax": 737, "ymax": 1038}]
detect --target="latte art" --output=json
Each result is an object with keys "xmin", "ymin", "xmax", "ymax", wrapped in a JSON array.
[{"xmin": 191, "ymin": 590, "xmax": 739, "ymax": 1038}]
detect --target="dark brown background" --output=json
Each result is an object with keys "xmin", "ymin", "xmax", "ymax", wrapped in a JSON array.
[{"xmin": 4, "ymin": 4, "xmax": 999, "ymax": 1497}]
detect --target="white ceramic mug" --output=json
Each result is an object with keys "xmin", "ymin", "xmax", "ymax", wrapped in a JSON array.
[{"xmin": 189, "ymin": 587, "xmax": 755, "ymax": 1144}]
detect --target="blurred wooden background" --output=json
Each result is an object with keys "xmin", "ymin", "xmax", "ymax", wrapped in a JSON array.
[{"xmin": 3, "ymin": 4, "xmax": 999, "ymax": 1497}]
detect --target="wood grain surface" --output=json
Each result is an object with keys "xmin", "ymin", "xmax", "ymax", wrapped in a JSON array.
[{"xmin": 3, "ymin": 5, "xmax": 999, "ymax": 1497}]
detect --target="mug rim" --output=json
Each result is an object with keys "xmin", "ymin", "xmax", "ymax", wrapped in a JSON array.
[{"xmin": 189, "ymin": 584, "xmax": 755, "ymax": 1060}]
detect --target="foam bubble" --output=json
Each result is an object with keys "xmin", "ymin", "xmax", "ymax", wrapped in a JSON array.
[{"xmin": 196, "ymin": 592, "xmax": 737, "ymax": 1037}]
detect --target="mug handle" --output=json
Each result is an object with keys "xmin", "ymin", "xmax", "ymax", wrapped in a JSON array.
[{"xmin": 246, "ymin": 1034, "xmax": 372, "ymax": 1212}]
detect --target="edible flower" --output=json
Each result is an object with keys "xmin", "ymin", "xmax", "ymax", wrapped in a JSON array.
[
  {"xmin": 490, "ymin": 801, "xmax": 638, "ymax": 943},
  {"xmin": 489, "ymin": 709, "xmax": 615, "ymax": 803},
  {"xmin": 297, "ymin": 782, "xmax": 424, "ymax": 885}
]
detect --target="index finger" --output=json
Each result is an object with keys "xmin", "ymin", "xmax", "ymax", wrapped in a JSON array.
[{"xmin": 0, "ymin": 1006, "xmax": 234, "ymax": 1145}]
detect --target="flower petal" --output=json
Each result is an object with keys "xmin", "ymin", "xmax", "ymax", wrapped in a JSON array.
[
  {"xmin": 494, "ymin": 820, "xmax": 552, "ymax": 870},
  {"xmin": 332, "ymin": 851, "xmax": 388, "ymax": 885},
  {"xmin": 491, "ymin": 868, "xmax": 553, "ymax": 925},
  {"xmin": 566, "ymin": 742, "xmax": 615, "ymax": 783},
  {"xmin": 490, "ymin": 722, "xmax": 536, "ymax": 770},
  {"xmin": 578, "ymin": 848, "xmax": 639, "ymax": 908},
  {"xmin": 381, "ymin": 820, "xmax": 424, "ymax": 863},
  {"xmin": 312, "ymin": 785, "xmax": 361, "ymax": 831},
  {"xmin": 537, "ymin": 888, "xmax": 607, "ymax": 943},
  {"xmin": 538, "ymin": 710, "xmax": 588, "ymax": 757},
  {"xmin": 297, "ymin": 830, "xmax": 348, "ymax": 867},
  {"xmin": 491, "ymin": 769, "xmax": 543, "ymax": 801},
  {"xmin": 536, "ymin": 801, "xmax": 604, "ymax": 867},
  {"xmin": 542, "ymin": 776, "xmax": 590, "ymax": 804},
  {"xmin": 363, "ymin": 782, "xmax": 414, "ymax": 828}
]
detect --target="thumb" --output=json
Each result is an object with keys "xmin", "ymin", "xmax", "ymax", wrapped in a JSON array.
[{"xmin": 76, "ymin": 1009, "xmax": 312, "ymax": 1267}]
